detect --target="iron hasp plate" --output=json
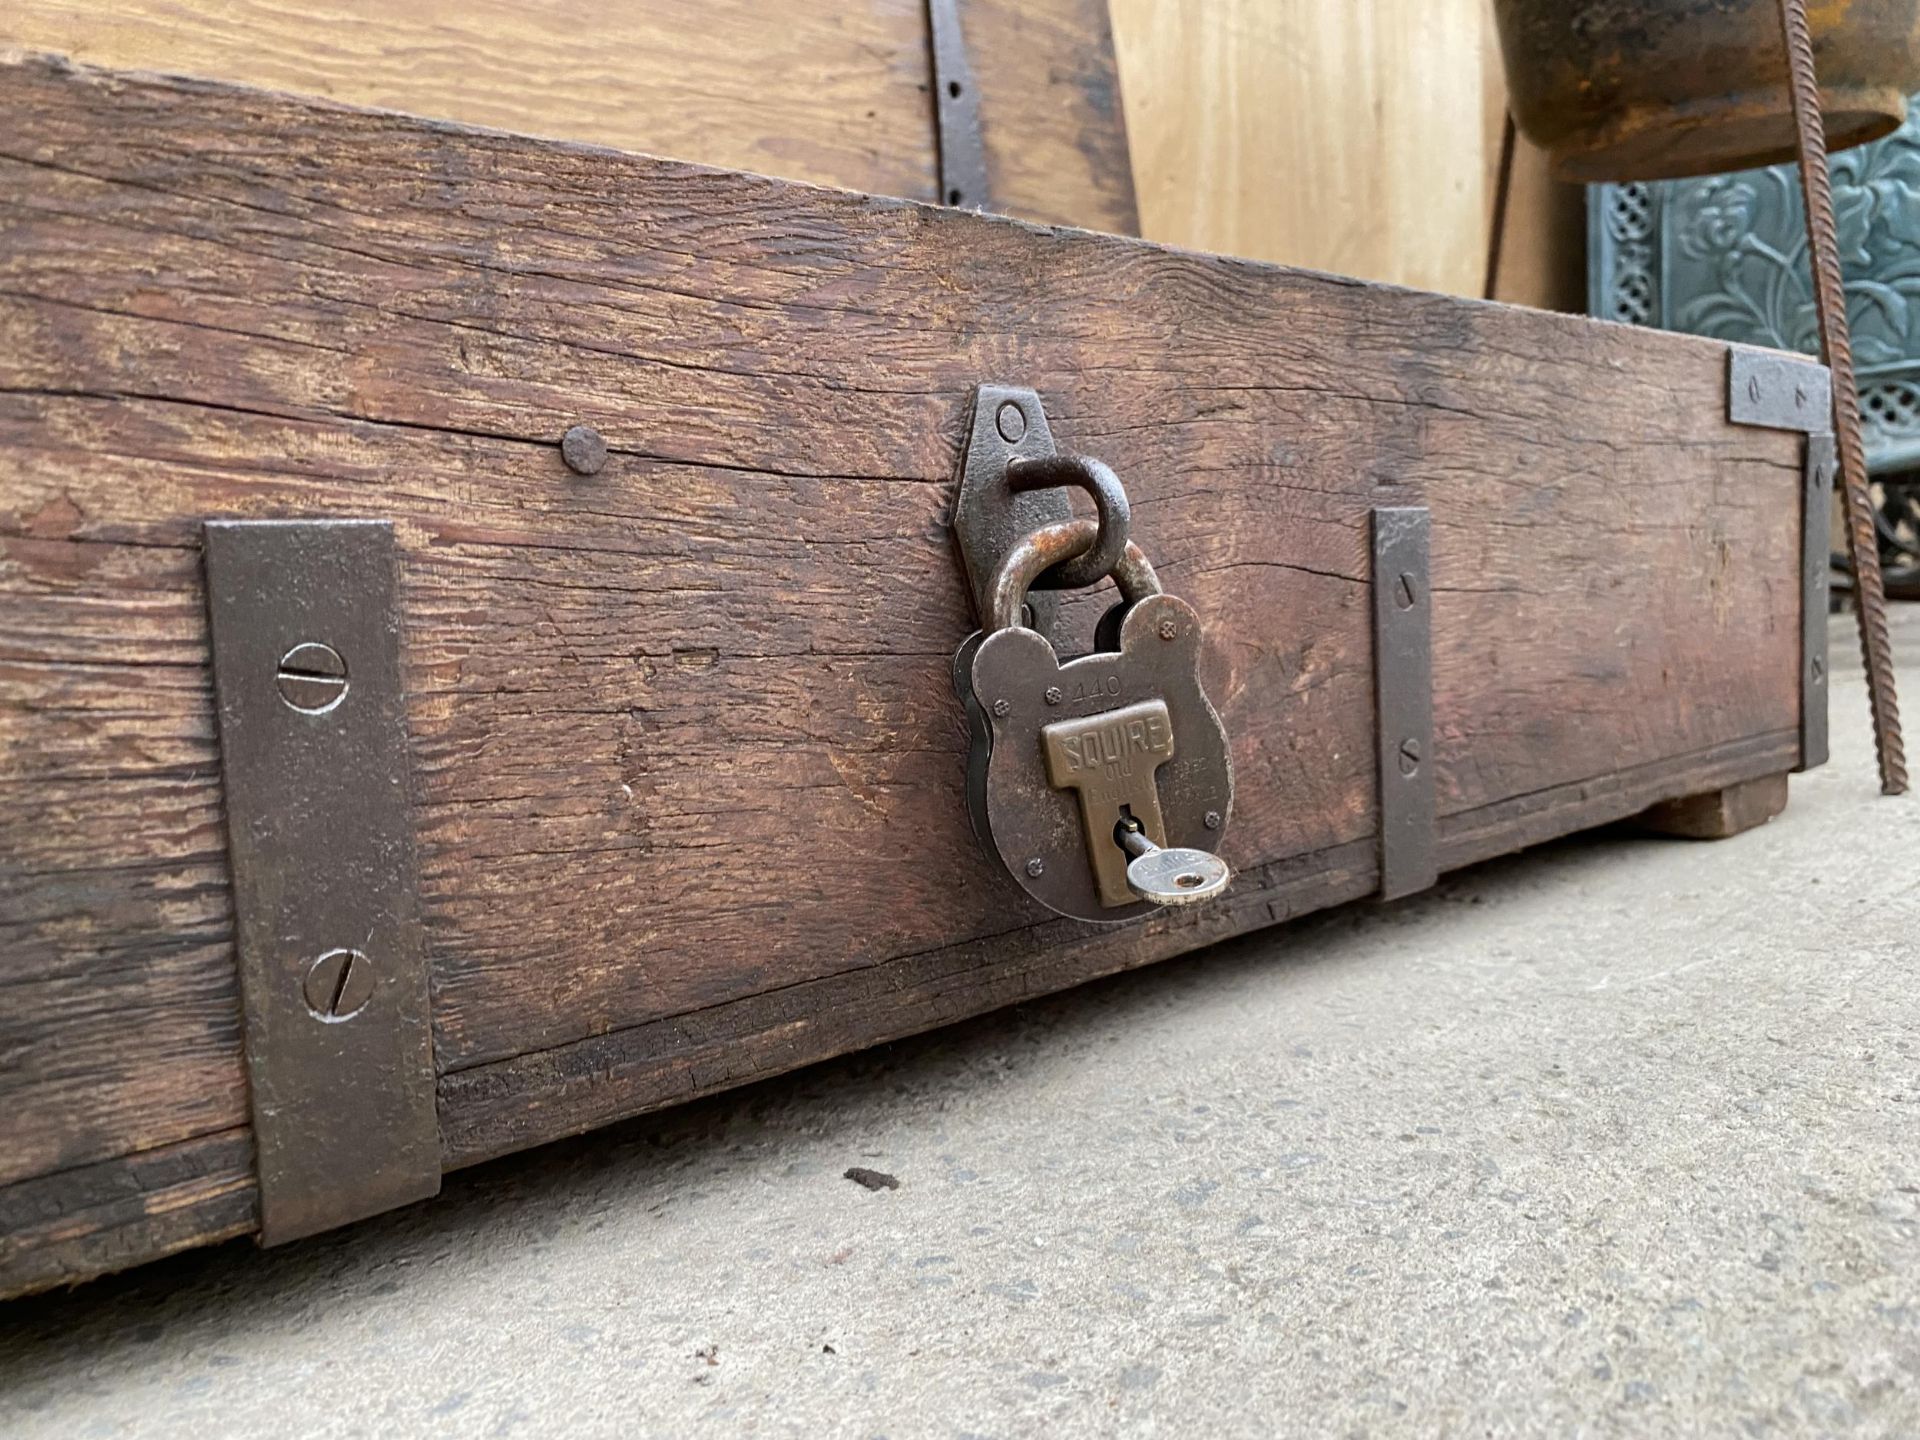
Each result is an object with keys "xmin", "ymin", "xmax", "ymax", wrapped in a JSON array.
[
  {"xmin": 204, "ymin": 519, "xmax": 439, "ymax": 1245},
  {"xmin": 950, "ymin": 384, "xmax": 1071, "ymax": 639}
]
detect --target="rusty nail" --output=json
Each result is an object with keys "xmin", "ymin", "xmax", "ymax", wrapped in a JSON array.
[
  {"xmin": 276, "ymin": 642, "xmax": 348, "ymax": 714},
  {"xmin": 303, "ymin": 948, "xmax": 375, "ymax": 1022},
  {"xmin": 561, "ymin": 424, "xmax": 608, "ymax": 476},
  {"xmin": 1026, "ymin": 857, "xmax": 1046, "ymax": 878},
  {"xmin": 996, "ymin": 401, "xmax": 1027, "ymax": 444},
  {"xmin": 992, "ymin": 697, "xmax": 1011, "ymax": 717},
  {"xmin": 1204, "ymin": 810, "xmax": 1222, "ymax": 830},
  {"xmin": 1044, "ymin": 686, "xmax": 1063, "ymax": 706}
]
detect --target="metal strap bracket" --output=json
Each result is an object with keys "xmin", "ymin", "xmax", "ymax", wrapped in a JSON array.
[
  {"xmin": 1372, "ymin": 506, "xmax": 1437, "ymax": 901},
  {"xmin": 204, "ymin": 519, "xmax": 439, "ymax": 1245},
  {"xmin": 1725, "ymin": 346, "xmax": 1834, "ymax": 771},
  {"xmin": 927, "ymin": 0, "xmax": 989, "ymax": 211}
]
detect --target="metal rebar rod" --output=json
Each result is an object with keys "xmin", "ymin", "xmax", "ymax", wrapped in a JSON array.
[{"xmin": 1776, "ymin": 0, "xmax": 1907, "ymax": 794}]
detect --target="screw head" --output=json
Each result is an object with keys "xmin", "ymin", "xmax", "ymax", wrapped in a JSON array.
[
  {"xmin": 1026, "ymin": 857, "xmax": 1046, "ymax": 878},
  {"xmin": 276, "ymin": 642, "xmax": 348, "ymax": 714},
  {"xmin": 1158, "ymin": 618, "xmax": 1178, "ymax": 642},
  {"xmin": 1394, "ymin": 573, "xmax": 1418, "ymax": 610},
  {"xmin": 561, "ymin": 423, "xmax": 608, "ymax": 476},
  {"xmin": 1397, "ymin": 738, "xmax": 1422, "ymax": 776},
  {"xmin": 992, "ymin": 697, "xmax": 1011, "ymax": 717},
  {"xmin": 1811, "ymin": 656, "xmax": 1825, "ymax": 682},
  {"xmin": 1044, "ymin": 686, "xmax": 1063, "ymax": 706},
  {"xmin": 1204, "ymin": 810, "xmax": 1223, "ymax": 830},
  {"xmin": 303, "ymin": 948, "xmax": 374, "ymax": 1022},
  {"xmin": 995, "ymin": 401, "xmax": 1027, "ymax": 444}
]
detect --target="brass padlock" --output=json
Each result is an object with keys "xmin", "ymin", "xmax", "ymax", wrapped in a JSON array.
[{"xmin": 959, "ymin": 517, "xmax": 1234, "ymax": 922}]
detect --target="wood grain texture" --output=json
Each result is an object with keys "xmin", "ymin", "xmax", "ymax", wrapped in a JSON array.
[
  {"xmin": 0, "ymin": 57, "xmax": 1803, "ymax": 1293},
  {"xmin": 0, "ymin": 1129, "xmax": 255, "ymax": 1295},
  {"xmin": 0, "ymin": 0, "xmax": 1137, "ymax": 236},
  {"xmin": 1110, "ymin": 0, "xmax": 1504, "ymax": 294},
  {"xmin": 962, "ymin": 0, "xmax": 1139, "ymax": 237},
  {"xmin": 1108, "ymin": 0, "xmax": 1581, "ymax": 308}
]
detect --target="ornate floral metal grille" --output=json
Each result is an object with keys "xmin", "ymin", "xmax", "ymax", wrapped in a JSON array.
[{"xmin": 1590, "ymin": 98, "xmax": 1920, "ymax": 476}]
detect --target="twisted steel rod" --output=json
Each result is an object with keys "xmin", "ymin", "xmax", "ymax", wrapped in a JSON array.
[{"xmin": 1776, "ymin": 0, "xmax": 1907, "ymax": 794}]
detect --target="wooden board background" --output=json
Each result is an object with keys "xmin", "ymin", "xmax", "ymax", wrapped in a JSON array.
[
  {"xmin": 1108, "ymin": 0, "xmax": 1584, "ymax": 307},
  {"xmin": 0, "ymin": 0, "xmax": 1139, "ymax": 236},
  {"xmin": 0, "ymin": 57, "xmax": 1798, "ymax": 1295},
  {"xmin": 0, "ymin": 0, "xmax": 1579, "ymax": 306}
]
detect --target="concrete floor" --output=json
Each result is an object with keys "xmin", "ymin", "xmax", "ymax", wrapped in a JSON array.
[{"xmin": 4, "ymin": 609, "xmax": 1918, "ymax": 1439}]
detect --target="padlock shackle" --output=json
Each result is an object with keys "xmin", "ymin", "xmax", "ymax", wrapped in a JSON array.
[
  {"xmin": 985, "ymin": 518, "xmax": 1161, "ymax": 633},
  {"xmin": 1005, "ymin": 455, "xmax": 1131, "ymax": 593}
]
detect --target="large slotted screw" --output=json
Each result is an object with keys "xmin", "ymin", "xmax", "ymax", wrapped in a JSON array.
[
  {"xmin": 276, "ymin": 642, "xmax": 349, "ymax": 713},
  {"xmin": 303, "ymin": 949, "xmax": 375, "ymax": 1022}
]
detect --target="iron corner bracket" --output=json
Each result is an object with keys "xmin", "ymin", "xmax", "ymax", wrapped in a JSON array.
[
  {"xmin": 204, "ymin": 518, "xmax": 440, "ymax": 1246},
  {"xmin": 1725, "ymin": 346, "xmax": 1834, "ymax": 772}
]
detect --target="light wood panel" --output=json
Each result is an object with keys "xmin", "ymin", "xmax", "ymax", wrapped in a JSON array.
[{"xmin": 1108, "ymin": 0, "xmax": 1581, "ymax": 306}]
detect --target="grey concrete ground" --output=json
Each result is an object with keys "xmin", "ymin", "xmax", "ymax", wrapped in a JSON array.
[{"xmin": 4, "ymin": 609, "xmax": 1919, "ymax": 1439}]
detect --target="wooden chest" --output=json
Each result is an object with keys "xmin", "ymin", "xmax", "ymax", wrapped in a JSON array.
[{"xmin": 0, "ymin": 56, "xmax": 1831, "ymax": 1295}]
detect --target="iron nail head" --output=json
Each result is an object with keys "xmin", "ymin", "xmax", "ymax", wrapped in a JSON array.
[{"xmin": 561, "ymin": 424, "xmax": 608, "ymax": 476}]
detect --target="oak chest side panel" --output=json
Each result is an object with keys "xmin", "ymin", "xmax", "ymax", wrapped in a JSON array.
[{"xmin": 0, "ymin": 57, "xmax": 1802, "ymax": 1293}]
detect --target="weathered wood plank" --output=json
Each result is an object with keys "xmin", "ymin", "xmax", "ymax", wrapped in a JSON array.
[
  {"xmin": 440, "ymin": 727, "xmax": 1801, "ymax": 1166},
  {"xmin": 0, "ymin": 1129, "xmax": 255, "ymax": 1295},
  {"xmin": 1637, "ymin": 772, "xmax": 1792, "ymax": 840},
  {"xmin": 0, "ymin": 57, "xmax": 1804, "ymax": 1293}
]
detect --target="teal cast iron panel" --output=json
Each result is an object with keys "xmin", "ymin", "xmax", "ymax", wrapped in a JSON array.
[{"xmin": 1590, "ymin": 97, "xmax": 1920, "ymax": 474}]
